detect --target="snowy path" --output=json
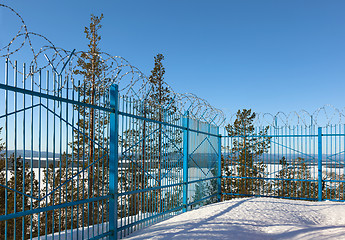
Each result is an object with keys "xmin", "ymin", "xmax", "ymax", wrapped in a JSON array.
[{"xmin": 126, "ymin": 197, "xmax": 345, "ymax": 240}]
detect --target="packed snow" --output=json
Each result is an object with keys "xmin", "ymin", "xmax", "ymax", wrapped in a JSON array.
[{"xmin": 126, "ymin": 197, "xmax": 345, "ymax": 240}]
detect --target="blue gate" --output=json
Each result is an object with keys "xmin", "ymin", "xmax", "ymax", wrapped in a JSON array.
[{"xmin": 0, "ymin": 60, "xmax": 113, "ymax": 239}]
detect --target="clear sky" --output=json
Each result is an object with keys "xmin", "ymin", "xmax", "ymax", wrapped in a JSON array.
[{"xmin": 1, "ymin": 0, "xmax": 345, "ymax": 121}]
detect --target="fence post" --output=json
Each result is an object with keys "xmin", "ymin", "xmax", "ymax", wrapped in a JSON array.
[
  {"xmin": 183, "ymin": 111, "xmax": 189, "ymax": 212},
  {"xmin": 217, "ymin": 128, "xmax": 222, "ymax": 202},
  {"xmin": 109, "ymin": 84, "xmax": 119, "ymax": 239},
  {"xmin": 318, "ymin": 127, "xmax": 322, "ymax": 201}
]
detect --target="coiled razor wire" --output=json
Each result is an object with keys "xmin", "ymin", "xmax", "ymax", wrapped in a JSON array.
[
  {"xmin": 226, "ymin": 105, "xmax": 345, "ymax": 128},
  {"xmin": 0, "ymin": 4, "xmax": 225, "ymax": 126}
]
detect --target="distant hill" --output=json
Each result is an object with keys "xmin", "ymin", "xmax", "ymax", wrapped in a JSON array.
[
  {"xmin": 1, "ymin": 150, "xmax": 61, "ymax": 168},
  {"xmin": 3, "ymin": 150, "xmax": 61, "ymax": 158}
]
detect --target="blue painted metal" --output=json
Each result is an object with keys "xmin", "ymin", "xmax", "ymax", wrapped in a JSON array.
[
  {"xmin": 222, "ymin": 123, "xmax": 345, "ymax": 203},
  {"xmin": 14, "ymin": 60, "xmax": 18, "ymax": 240},
  {"xmin": 30, "ymin": 66, "xmax": 34, "ymax": 240},
  {"xmin": 183, "ymin": 111, "xmax": 189, "ymax": 213},
  {"xmin": 2, "ymin": 59, "xmax": 345, "ymax": 240},
  {"xmin": 4, "ymin": 58, "xmax": 8, "ymax": 239},
  {"xmin": 0, "ymin": 61, "xmax": 114, "ymax": 239},
  {"xmin": 318, "ymin": 127, "xmax": 323, "ymax": 201},
  {"xmin": 0, "ymin": 196, "xmax": 110, "ymax": 222},
  {"xmin": 0, "ymin": 83, "xmax": 111, "ymax": 112},
  {"xmin": 16, "ymin": 60, "xmax": 338, "ymax": 239},
  {"xmin": 109, "ymin": 84, "xmax": 119, "ymax": 240},
  {"xmin": 21, "ymin": 63, "xmax": 26, "ymax": 240},
  {"xmin": 114, "ymin": 94, "xmax": 220, "ymax": 238},
  {"xmin": 217, "ymin": 128, "xmax": 222, "ymax": 202}
]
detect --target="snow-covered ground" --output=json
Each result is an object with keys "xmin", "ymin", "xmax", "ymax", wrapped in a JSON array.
[{"xmin": 126, "ymin": 197, "xmax": 345, "ymax": 240}]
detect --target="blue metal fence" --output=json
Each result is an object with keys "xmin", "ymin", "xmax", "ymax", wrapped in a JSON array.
[
  {"xmin": 2, "ymin": 60, "xmax": 345, "ymax": 240},
  {"xmin": 115, "ymin": 92, "xmax": 220, "ymax": 238},
  {"xmin": 221, "ymin": 124, "xmax": 345, "ymax": 202},
  {"xmin": 0, "ymin": 60, "xmax": 221, "ymax": 239}
]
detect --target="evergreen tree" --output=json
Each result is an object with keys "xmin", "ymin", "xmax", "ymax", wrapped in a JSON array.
[
  {"xmin": 192, "ymin": 180, "xmax": 211, "ymax": 208},
  {"xmin": 0, "ymin": 128, "xmax": 40, "ymax": 239},
  {"xmin": 148, "ymin": 53, "xmax": 166, "ymax": 213},
  {"xmin": 0, "ymin": 156, "xmax": 40, "ymax": 238},
  {"xmin": 209, "ymin": 167, "xmax": 219, "ymax": 203},
  {"xmin": 322, "ymin": 172, "xmax": 344, "ymax": 200},
  {"xmin": 144, "ymin": 53, "xmax": 181, "ymax": 213},
  {"xmin": 70, "ymin": 14, "xmax": 109, "ymax": 223},
  {"xmin": 119, "ymin": 54, "xmax": 182, "ymax": 215},
  {"xmin": 275, "ymin": 157, "xmax": 317, "ymax": 199},
  {"xmin": 39, "ymin": 14, "xmax": 109, "ymax": 233},
  {"xmin": 40, "ymin": 153, "xmax": 87, "ymax": 235},
  {"xmin": 0, "ymin": 127, "xmax": 4, "ymax": 158},
  {"xmin": 222, "ymin": 109, "xmax": 270, "ymax": 200},
  {"xmin": 192, "ymin": 167, "xmax": 219, "ymax": 208}
]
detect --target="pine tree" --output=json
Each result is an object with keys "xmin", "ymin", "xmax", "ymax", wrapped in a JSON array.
[
  {"xmin": 145, "ymin": 53, "xmax": 181, "ymax": 213},
  {"xmin": 192, "ymin": 180, "xmax": 211, "ymax": 208},
  {"xmin": 148, "ymin": 53, "xmax": 166, "ymax": 213},
  {"xmin": 0, "ymin": 155, "xmax": 40, "ymax": 239},
  {"xmin": 40, "ymin": 14, "xmax": 109, "ymax": 233},
  {"xmin": 322, "ymin": 171, "xmax": 344, "ymax": 200},
  {"xmin": 71, "ymin": 13, "xmax": 109, "ymax": 224},
  {"xmin": 0, "ymin": 127, "xmax": 40, "ymax": 239},
  {"xmin": 222, "ymin": 109, "xmax": 271, "ymax": 200},
  {"xmin": 0, "ymin": 127, "xmax": 4, "ymax": 158},
  {"xmin": 208, "ymin": 167, "xmax": 219, "ymax": 203},
  {"xmin": 119, "ymin": 54, "xmax": 182, "ymax": 215},
  {"xmin": 40, "ymin": 153, "xmax": 86, "ymax": 235},
  {"xmin": 275, "ymin": 157, "xmax": 317, "ymax": 199},
  {"xmin": 274, "ymin": 157, "xmax": 292, "ymax": 197}
]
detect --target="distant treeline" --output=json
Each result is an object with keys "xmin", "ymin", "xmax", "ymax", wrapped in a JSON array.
[{"xmin": 224, "ymin": 153, "xmax": 344, "ymax": 167}]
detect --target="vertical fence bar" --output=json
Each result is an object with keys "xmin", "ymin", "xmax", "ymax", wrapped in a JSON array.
[
  {"xmin": 217, "ymin": 128, "xmax": 222, "ymax": 202},
  {"xmin": 22, "ymin": 63, "xmax": 26, "ymax": 240},
  {"xmin": 183, "ymin": 111, "xmax": 189, "ymax": 212},
  {"xmin": 109, "ymin": 84, "xmax": 119, "ymax": 239},
  {"xmin": 4, "ymin": 58, "xmax": 8, "ymax": 240},
  {"xmin": 14, "ymin": 61, "xmax": 17, "ymax": 240},
  {"xmin": 318, "ymin": 127, "xmax": 323, "ymax": 201}
]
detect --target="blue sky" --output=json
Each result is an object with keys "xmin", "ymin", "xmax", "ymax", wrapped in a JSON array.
[{"xmin": 1, "ymin": 0, "xmax": 345, "ymax": 120}]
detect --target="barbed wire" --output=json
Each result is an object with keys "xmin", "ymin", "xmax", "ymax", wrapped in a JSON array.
[
  {"xmin": 225, "ymin": 105, "xmax": 345, "ymax": 128},
  {"xmin": 0, "ymin": 4, "xmax": 225, "ymax": 126}
]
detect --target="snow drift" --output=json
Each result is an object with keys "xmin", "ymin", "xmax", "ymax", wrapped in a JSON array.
[{"xmin": 126, "ymin": 197, "xmax": 345, "ymax": 240}]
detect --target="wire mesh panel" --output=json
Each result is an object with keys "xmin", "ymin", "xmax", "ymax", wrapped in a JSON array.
[{"xmin": 0, "ymin": 60, "xmax": 112, "ymax": 239}]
